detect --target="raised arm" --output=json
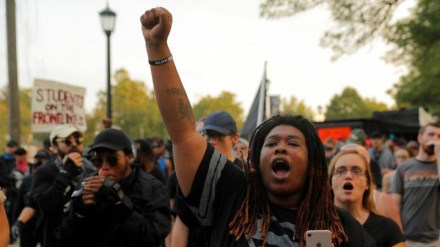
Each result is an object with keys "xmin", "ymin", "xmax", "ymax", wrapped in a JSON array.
[{"xmin": 140, "ymin": 7, "xmax": 206, "ymax": 196}]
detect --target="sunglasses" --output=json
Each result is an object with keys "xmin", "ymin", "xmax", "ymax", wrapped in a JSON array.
[
  {"xmin": 57, "ymin": 136, "xmax": 84, "ymax": 146},
  {"xmin": 203, "ymin": 130, "xmax": 227, "ymax": 141},
  {"xmin": 91, "ymin": 155, "xmax": 120, "ymax": 168}
]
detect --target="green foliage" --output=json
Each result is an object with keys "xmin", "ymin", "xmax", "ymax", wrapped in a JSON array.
[
  {"xmin": 325, "ymin": 87, "xmax": 389, "ymax": 120},
  {"xmin": 91, "ymin": 69, "xmax": 167, "ymax": 141},
  {"xmin": 260, "ymin": 0, "xmax": 402, "ymax": 60},
  {"xmin": 0, "ymin": 69, "xmax": 315, "ymax": 148},
  {"xmin": 386, "ymin": 0, "xmax": 440, "ymax": 117},
  {"xmin": 280, "ymin": 96, "xmax": 315, "ymax": 120},
  {"xmin": 260, "ymin": 0, "xmax": 439, "ymax": 118},
  {"xmin": 364, "ymin": 97, "xmax": 391, "ymax": 112},
  {"xmin": 0, "ymin": 87, "xmax": 39, "ymax": 146},
  {"xmin": 193, "ymin": 91, "xmax": 244, "ymax": 130}
]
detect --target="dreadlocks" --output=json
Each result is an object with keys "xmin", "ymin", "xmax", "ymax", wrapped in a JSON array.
[{"xmin": 229, "ymin": 115, "xmax": 348, "ymax": 247}]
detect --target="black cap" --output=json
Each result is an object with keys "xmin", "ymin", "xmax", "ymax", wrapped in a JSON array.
[
  {"xmin": 89, "ymin": 128, "xmax": 133, "ymax": 154},
  {"xmin": 203, "ymin": 111, "xmax": 237, "ymax": 135},
  {"xmin": 7, "ymin": 140, "xmax": 18, "ymax": 147},
  {"xmin": 14, "ymin": 147, "xmax": 27, "ymax": 155}
]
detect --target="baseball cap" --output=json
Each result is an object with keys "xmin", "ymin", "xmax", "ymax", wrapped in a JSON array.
[
  {"xmin": 89, "ymin": 128, "xmax": 133, "ymax": 154},
  {"xmin": 203, "ymin": 111, "xmax": 237, "ymax": 135},
  {"xmin": 50, "ymin": 124, "xmax": 81, "ymax": 143},
  {"xmin": 346, "ymin": 129, "xmax": 367, "ymax": 145}
]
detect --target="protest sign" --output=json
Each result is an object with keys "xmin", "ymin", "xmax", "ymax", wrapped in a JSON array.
[{"xmin": 31, "ymin": 79, "xmax": 87, "ymax": 132}]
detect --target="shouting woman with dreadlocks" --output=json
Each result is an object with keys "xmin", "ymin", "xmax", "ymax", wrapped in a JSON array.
[{"xmin": 140, "ymin": 7, "xmax": 375, "ymax": 247}]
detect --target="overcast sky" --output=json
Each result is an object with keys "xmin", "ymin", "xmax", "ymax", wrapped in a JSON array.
[{"xmin": 0, "ymin": 0, "xmax": 416, "ymax": 115}]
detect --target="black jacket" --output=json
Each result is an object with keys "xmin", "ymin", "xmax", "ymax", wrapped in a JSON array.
[
  {"xmin": 32, "ymin": 157, "xmax": 95, "ymax": 247},
  {"xmin": 55, "ymin": 164, "xmax": 171, "ymax": 247}
]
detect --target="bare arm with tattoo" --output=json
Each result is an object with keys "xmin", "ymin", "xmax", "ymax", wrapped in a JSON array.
[{"xmin": 140, "ymin": 7, "xmax": 207, "ymax": 196}]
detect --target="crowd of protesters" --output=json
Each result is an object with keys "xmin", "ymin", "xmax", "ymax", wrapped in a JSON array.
[
  {"xmin": 0, "ymin": 6, "xmax": 438, "ymax": 247},
  {"xmin": 4, "ymin": 115, "xmax": 438, "ymax": 247}
]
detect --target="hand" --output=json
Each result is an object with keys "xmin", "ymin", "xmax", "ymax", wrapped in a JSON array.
[
  {"xmin": 11, "ymin": 220, "xmax": 23, "ymax": 239},
  {"xmin": 63, "ymin": 152, "xmax": 83, "ymax": 168},
  {"xmin": 81, "ymin": 176, "xmax": 105, "ymax": 205},
  {"xmin": 140, "ymin": 7, "xmax": 172, "ymax": 50},
  {"xmin": 61, "ymin": 152, "xmax": 84, "ymax": 178},
  {"xmin": 94, "ymin": 177, "xmax": 126, "ymax": 209}
]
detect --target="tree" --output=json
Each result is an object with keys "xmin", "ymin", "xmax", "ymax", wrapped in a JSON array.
[
  {"xmin": 364, "ymin": 97, "xmax": 391, "ymax": 113},
  {"xmin": 325, "ymin": 87, "xmax": 371, "ymax": 120},
  {"xmin": 260, "ymin": 0, "xmax": 403, "ymax": 60},
  {"xmin": 280, "ymin": 96, "xmax": 315, "ymax": 120},
  {"xmin": 0, "ymin": 87, "xmax": 36, "ymax": 146},
  {"xmin": 260, "ymin": 0, "xmax": 440, "ymax": 118},
  {"xmin": 193, "ymin": 91, "xmax": 244, "ymax": 130},
  {"xmin": 0, "ymin": 90, "xmax": 7, "ymax": 145},
  {"xmin": 91, "ymin": 69, "xmax": 166, "ymax": 141},
  {"xmin": 386, "ymin": 0, "xmax": 440, "ymax": 117}
]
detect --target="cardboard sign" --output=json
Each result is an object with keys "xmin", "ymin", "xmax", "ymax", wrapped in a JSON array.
[{"xmin": 31, "ymin": 79, "xmax": 87, "ymax": 133}]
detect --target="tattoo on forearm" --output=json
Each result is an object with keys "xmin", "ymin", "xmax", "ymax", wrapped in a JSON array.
[
  {"xmin": 178, "ymin": 99, "xmax": 195, "ymax": 124},
  {"xmin": 146, "ymin": 38, "xmax": 159, "ymax": 49},
  {"xmin": 166, "ymin": 88, "xmax": 187, "ymax": 96}
]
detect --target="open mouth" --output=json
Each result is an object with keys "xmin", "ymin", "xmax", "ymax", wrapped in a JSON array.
[
  {"xmin": 272, "ymin": 159, "xmax": 290, "ymax": 177},
  {"xmin": 343, "ymin": 182, "xmax": 353, "ymax": 190}
]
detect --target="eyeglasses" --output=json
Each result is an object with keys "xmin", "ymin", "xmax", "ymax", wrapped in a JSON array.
[
  {"xmin": 91, "ymin": 155, "xmax": 120, "ymax": 168},
  {"xmin": 57, "ymin": 136, "xmax": 84, "ymax": 146},
  {"xmin": 333, "ymin": 167, "xmax": 366, "ymax": 177}
]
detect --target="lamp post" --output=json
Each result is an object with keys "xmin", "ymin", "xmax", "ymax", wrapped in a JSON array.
[{"xmin": 99, "ymin": 4, "xmax": 116, "ymax": 120}]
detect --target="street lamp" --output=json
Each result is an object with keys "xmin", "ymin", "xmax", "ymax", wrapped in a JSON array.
[{"xmin": 99, "ymin": 4, "xmax": 116, "ymax": 120}]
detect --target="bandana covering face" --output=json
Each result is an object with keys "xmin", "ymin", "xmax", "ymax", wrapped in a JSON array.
[{"xmin": 16, "ymin": 161, "xmax": 28, "ymax": 173}]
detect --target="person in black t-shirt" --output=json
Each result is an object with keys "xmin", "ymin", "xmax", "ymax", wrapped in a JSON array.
[
  {"xmin": 329, "ymin": 147, "xmax": 404, "ymax": 247},
  {"xmin": 170, "ymin": 112, "xmax": 243, "ymax": 247},
  {"xmin": 141, "ymin": 7, "xmax": 375, "ymax": 246}
]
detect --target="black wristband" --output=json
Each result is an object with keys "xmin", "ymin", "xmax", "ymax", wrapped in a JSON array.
[{"xmin": 149, "ymin": 55, "xmax": 173, "ymax": 65}]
